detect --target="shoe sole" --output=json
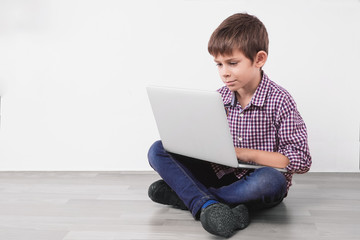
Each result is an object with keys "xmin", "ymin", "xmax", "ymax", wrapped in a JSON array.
[{"xmin": 200, "ymin": 203, "xmax": 249, "ymax": 238}]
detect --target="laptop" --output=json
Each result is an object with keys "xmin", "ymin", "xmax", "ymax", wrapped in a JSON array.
[{"xmin": 146, "ymin": 85, "xmax": 287, "ymax": 173}]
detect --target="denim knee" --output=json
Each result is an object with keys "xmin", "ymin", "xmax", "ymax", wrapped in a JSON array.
[
  {"xmin": 147, "ymin": 140, "xmax": 164, "ymax": 170},
  {"xmin": 254, "ymin": 167, "xmax": 287, "ymax": 196}
]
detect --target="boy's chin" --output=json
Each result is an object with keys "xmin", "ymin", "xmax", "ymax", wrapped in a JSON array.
[{"xmin": 226, "ymin": 85, "xmax": 240, "ymax": 92}]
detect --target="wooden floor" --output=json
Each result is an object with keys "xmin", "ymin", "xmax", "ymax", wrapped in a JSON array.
[{"xmin": 0, "ymin": 172, "xmax": 359, "ymax": 240}]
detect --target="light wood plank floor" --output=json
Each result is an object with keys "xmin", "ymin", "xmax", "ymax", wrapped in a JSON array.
[{"xmin": 0, "ymin": 172, "xmax": 359, "ymax": 240}]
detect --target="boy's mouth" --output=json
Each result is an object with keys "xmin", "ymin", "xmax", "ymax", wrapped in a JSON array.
[{"xmin": 225, "ymin": 80, "xmax": 236, "ymax": 86}]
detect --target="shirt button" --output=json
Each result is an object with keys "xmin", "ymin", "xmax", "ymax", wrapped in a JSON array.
[
  {"xmin": 238, "ymin": 137, "xmax": 243, "ymax": 141},
  {"xmin": 239, "ymin": 113, "xmax": 244, "ymax": 117}
]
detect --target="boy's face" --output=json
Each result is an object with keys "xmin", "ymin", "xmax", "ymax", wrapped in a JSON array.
[{"xmin": 214, "ymin": 49, "xmax": 263, "ymax": 93}]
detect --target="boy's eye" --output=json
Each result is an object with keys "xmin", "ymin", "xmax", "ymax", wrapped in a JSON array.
[
  {"xmin": 216, "ymin": 63, "xmax": 222, "ymax": 67},
  {"xmin": 229, "ymin": 62, "xmax": 238, "ymax": 66}
]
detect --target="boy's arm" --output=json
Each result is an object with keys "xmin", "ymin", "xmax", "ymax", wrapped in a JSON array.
[
  {"xmin": 276, "ymin": 102, "xmax": 312, "ymax": 173},
  {"xmin": 234, "ymin": 97, "xmax": 311, "ymax": 173},
  {"xmin": 235, "ymin": 148, "xmax": 290, "ymax": 169}
]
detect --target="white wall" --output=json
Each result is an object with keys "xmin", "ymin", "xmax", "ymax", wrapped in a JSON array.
[{"xmin": 0, "ymin": 0, "xmax": 359, "ymax": 171}]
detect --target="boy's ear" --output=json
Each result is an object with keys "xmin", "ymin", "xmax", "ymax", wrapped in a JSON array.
[{"xmin": 254, "ymin": 51, "xmax": 267, "ymax": 68}]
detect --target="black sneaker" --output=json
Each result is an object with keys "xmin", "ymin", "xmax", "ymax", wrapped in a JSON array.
[
  {"xmin": 200, "ymin": 203, "xmax": 249, "ymax": 238},
  {"xmin": 148, "ymin": 179, "xmax": 188, "ymax": 210}
]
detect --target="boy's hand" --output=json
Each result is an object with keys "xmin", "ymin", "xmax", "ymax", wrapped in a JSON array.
[{"xmin": 235, "ymin": 147, "xmax": 290, "ymax": 169}]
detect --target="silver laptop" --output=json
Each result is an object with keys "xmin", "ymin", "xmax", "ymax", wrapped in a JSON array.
[{"xmin": 146, "ymin": 85, "xmax": 287, "ymax": 172}]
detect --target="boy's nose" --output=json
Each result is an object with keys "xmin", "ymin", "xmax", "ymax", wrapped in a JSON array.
[
  {"xmin": 221, "ymin": 68, "xmax": 231, "ymax": 78},
  {"xmin": 223, "ymin": 72, "xmax": 230, "ymax": 78}
]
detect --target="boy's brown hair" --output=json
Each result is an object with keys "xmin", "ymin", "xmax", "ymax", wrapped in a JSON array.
[{"xmin": 208, "ymin": 13, "xmax": 269, "ymax": 63}]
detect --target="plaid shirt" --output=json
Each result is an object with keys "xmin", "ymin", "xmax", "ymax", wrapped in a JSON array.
[{"xmin": 212, "ymin": 72, "xmax": 312, "ymax": 193}]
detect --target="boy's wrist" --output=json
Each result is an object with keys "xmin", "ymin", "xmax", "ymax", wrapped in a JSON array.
[{"xmin": 235, "ymin": 147, "xmax": 251, "ymax": 162}]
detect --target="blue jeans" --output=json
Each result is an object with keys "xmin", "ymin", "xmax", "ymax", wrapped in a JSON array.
[{"xmin": 148, "ymin": 140, "xmax": 287, "ymax": 218}]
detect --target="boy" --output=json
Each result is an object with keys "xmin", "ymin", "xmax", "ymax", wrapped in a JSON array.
[{"xmin": 147, "ymin": 13, "xmax": 311, "ymax": 238}]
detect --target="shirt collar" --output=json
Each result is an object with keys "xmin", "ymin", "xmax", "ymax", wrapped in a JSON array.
[
  {"xmin": 226, "ymin": 71, "xmax": 270, "ymax": 108},
  {"xmin": 223, "ymin": 92, "xmax": 236, "ymax": 107},
  {"xmin": 251, "ymin": 72, "xmax": 270, "ymax": 107}
]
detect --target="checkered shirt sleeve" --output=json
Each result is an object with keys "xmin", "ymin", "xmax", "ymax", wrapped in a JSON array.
[{"xmin": 275, "ymin": 97, "xmax": 312, "ymax": 173}]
